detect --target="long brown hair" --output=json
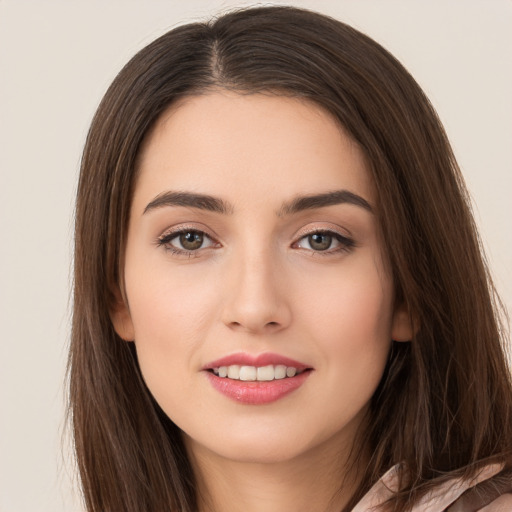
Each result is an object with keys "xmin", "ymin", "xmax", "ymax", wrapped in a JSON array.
[{"xmin": 70, "ymin": 6, "xmax": 512, "ymax": 511}]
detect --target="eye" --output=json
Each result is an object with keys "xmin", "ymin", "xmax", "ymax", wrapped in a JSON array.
[
  {"xmin": 295, "ymin": 230, "xmax": 354, "ymax": 254},
  {"xmin": 157, "ymin": 228, "xmax": 217, "ymax": 255}
]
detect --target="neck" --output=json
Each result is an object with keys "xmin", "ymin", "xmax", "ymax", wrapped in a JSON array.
[{"xmin": 186, "ymin": 432, "xmax": 367, "ymax": 512}]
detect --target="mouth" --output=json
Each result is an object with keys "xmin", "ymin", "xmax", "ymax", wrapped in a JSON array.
[
  {"xmin": 203, "ymin": 353, "xmax": 313, "ymax": 405},
  {"xmin": 209, "ymin": 364, "xmax": 306, "ymax": 381}
]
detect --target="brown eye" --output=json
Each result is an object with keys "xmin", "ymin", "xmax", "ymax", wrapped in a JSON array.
[
  {"xmin": 179, "ymin": 231, "xmax": 204, "ymax": 250},
  {"xmin": 308, "ymin": 233, "xmax": 332, "ymax": 251},
  {"xmin": 158, "ymin": 229, "xmax": 216, "ymax": 254},
  {"xmin": 295, "ymin": 230, "xmax": 355, "ymax": 254}
]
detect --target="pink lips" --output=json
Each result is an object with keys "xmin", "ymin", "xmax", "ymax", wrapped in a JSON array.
[
  {"xmin": 203, "ymin": 352, "xmax": 312, "ymax": 405},
  {"xmin": 204, "ymin": 353, "xmax": 310, "ymax": 371}
]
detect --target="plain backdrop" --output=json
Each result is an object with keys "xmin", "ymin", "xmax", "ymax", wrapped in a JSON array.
[{"xmin": 0, "ymin": 1, "xmax": 511, "ymax": 511}]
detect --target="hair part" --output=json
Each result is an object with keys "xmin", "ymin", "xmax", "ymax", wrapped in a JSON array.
[{"xmin": 70, "ymin": 6, "xmax": 512, "ymax": 511}]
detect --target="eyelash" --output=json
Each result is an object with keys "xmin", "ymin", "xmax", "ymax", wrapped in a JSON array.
[
  {"xmin": 156, "ymin": 227, "xmax": 355, "ymax": 258},
  {"xmin": 293, "ymin": 229, "xmax": 355, "ymax": 256},
  {"xmin": 156, "ymin": 227, "xmax": 219, "ymax": 258}
]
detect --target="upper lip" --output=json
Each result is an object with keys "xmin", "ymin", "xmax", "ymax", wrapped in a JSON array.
[{"xmin": 203, "ymin": 352, "xmax": 311, "ymax": 372}]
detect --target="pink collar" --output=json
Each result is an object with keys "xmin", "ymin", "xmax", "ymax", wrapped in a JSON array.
[{"xmin": 352, "ymin": 463, "xmax": 505, "ymax": 511}]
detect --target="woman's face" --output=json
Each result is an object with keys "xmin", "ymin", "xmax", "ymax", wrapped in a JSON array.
[{"xmin": 112, "ymin": 92, "xmax": 411, "ymax": 465}]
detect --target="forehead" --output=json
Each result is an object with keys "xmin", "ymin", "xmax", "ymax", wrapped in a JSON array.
[{"xmin": 134, "ymin": 92, "xmax": 374, "ymax": 213}]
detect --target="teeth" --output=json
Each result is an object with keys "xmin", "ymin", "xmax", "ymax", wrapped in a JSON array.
[
  {"xmin": 227, "ymin": 365, "xmax": 240, "ymax": 379},
  {"xmin": 212, "ymin": 364, "xmax": 301, "ymax": 381},
  {"xmin": 274, "ymin": 365, "xmax": 287, "ymax": 380},
  {"xmin": 239, "ymin": 366, "xmax": 257, "ymax": 381},
  {"xmin": 257, "ymin": 365, "xmax": 274, "ymax": 381},
  {"xmin": 286, "ymin": 367, "xmax": 297, "ymax": 377}
]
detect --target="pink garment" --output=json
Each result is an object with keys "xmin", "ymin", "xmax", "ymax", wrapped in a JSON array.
[{"xmin": 353, "ymin": 463, "xmax": 512, "ymax": 511}]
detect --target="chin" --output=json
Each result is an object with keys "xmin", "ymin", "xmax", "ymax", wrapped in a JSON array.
[
  {"xmin": 183, "ymin": 418, "xmax": 347, "ymax": 467},
  {"xmin": 224, "ymin": 439, "xmax": 307, "ymax": 464},
  {"xmin": 208, "ymin": 441, "xmax": 311, "ymax": 465}
]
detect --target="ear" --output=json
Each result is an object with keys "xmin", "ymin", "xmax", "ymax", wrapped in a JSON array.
[
  {"xmin": 109, "ymin": 292, "xmax": 135, "ymax": 342},
  {"xmin": 391, "ymin": 302, "xmax": 415, "ymax": 342}
]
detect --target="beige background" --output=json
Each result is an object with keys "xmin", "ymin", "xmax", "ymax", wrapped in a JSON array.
[{"xmin": 0, "ymin": 1, "xmax": 510, "ymax": 510}]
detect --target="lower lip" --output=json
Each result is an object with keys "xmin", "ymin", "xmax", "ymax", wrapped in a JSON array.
[{"xmin": 205, "ymin": 371, "xmax": 311, "ymax": 405}]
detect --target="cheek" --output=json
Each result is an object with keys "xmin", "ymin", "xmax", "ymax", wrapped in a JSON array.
[
  {"xmin": 294, "ymin": 258, "xmax": 393, "ymax": 393},
  {"xmin": 127, "ymin": 256, "xmax": 219, "ymax": 334},
  {"xmin": 124, "ymin": 261, "xmax": 219, "ymax": 396},
  {"xmin": 297, "ymin": 256, "xmax": 393, "ymax": 338}
]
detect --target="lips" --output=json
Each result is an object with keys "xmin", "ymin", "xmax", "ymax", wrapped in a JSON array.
[
  {"xmin": 204, "ymin": 352, "xmax": 310, "ymax": 372},
  {"xmin": 203, "ymin": 352, "xmax": 313, "ymax": 405}
]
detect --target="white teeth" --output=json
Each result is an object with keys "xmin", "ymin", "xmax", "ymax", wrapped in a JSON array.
[
  {"xmin": 227, "ymin": 365, "xmax": 240, "ymax": 379},
  {"xmin": 286, "ymin": 367, "xmax": 297, "ymax": 378},
  {"xmin": 212, "ymin": 364, "xmax": 302, "ymax": 381},
  {"xmin": 239, "ymin": 366, "xmax": 257, "ymax": 381},
  {"xmin": 274, "ymin": 365, "xmax": 287, "ymax": 380},
  {"xmin": 257, "ymin": 365, "xmax": 274, "ymax": 381}
]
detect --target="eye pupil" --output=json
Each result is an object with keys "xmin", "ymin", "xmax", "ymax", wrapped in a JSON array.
[
  {"xmin": 180, "ymin": 231, "xmax": 203, "ymax": 250},
  {"xmin": 309, "ymin": 233, "xmax": 332, "ymax": 251}
]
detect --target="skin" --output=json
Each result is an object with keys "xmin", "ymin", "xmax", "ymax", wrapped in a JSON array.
[{"xmin": 112, "ymin": 92, "xmax": 412, "ymax": 512}]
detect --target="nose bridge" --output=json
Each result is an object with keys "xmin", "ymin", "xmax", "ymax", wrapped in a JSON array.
[{"xmin": 221, "ymin": 240, "xmax": 290, "ymax": 333}]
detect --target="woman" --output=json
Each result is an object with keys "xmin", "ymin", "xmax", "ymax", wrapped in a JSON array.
[{"xmin": 69, "ymin": 6, "xmax": 512, "ymax": 511}]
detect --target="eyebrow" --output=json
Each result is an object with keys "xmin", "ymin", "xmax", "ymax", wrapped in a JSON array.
[
  {"xmin": 143, "ymin": 189, "xmax": 372, "ymax": 216},
  {"xmin": 143, "ymin": 191, "xmax": 233, "ymax": 215},
  {"xmin": 277, "ymin": 190, "xmax": 373, "ymax": 216}
]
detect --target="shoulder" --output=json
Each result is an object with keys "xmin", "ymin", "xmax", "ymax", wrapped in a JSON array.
[{"xmin": 353, "ymin": 464, "xmax": 512, "ymax": 512}]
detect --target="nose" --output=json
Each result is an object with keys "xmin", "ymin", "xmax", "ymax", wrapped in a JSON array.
[{"xmin": 220, "ymin": 247, "xmax": 292, "ymax": 335}]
